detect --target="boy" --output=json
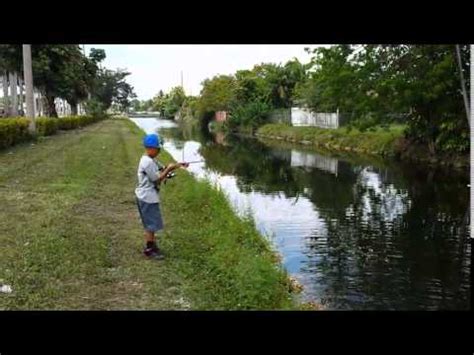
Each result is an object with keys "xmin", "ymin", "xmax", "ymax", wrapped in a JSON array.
[{"xmin": 135, "ymin": 133, "xmax": 188, "ymax": 260}]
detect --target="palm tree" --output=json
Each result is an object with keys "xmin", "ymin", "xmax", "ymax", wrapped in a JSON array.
[
  {"xmin": 22, "ymin": 44, "xmax": 36, "ymax": 133},
  {"xmin": 9, "ymin": 72, "xmax": 18, "ymax": 116},
  {"xmin": 2, "ymin": 71, "xmax": 9, "ymax": 116},
  {"xmin": 18, "ymin": 77, "xmax": 24, "ymax": 115}
]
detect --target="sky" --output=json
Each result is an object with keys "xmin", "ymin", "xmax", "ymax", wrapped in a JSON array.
[{"xmin": 84, "ymin": 45, "xmax": 324, "ymax": 101}]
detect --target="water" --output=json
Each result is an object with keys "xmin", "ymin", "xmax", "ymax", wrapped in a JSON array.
[{"xmin": 131, "ymin": 117, "xmax": 471, "ymax": 310}]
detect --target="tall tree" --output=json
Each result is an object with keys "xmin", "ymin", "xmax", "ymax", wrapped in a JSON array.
[
  {"xmin": 9, "ymin": 72, "xmax": 18, "ymax": 116},
  {"xmin": 455, "ymin": 44, "xmax": 470, "ymax": 126},
  {"xmin": 198, "ymin": 75, "xmax": 237, "ymax": 115},
  {"xmin": 1, "ymin": 72, "xmax": 9, "ymax": 116},
  {"xmin": 296, "ymin": 45, "xmax": 360, "ymax": 113},
  {"xmin": 23, "ymin": 44, "xmax": 36, "ymax": 132},
  {"xmin": 0, "ymin": 45, "xmax": 22, "ymax": 117},
  {"xmin": 61, "ymin": 51, "xmax": 100, "ymax": 115},
  {"xmin": 90, "ymin": 68, "xmax": 136, "ymax": 113},
  {"xmin": 30, "ymin": 45, "xmax": 82, "ymax": 117}
]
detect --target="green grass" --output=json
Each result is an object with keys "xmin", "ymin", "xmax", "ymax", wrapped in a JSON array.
[
  {"xmin": 257, "ymin": 123, "xmax": 406, "ymax": 157},
  {"xmin": 0, "ymin": 118, "xmax": 295, "ymax": 310}
]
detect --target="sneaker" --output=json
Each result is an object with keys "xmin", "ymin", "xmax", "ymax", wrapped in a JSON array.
[{"xmin": 143, "ymin": 247, "xmax": 165, "ymax": 260}]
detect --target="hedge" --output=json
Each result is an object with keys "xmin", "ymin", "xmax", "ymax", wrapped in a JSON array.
[
  {"xmin": 0, "ymin": 118, "xmax": 31, "ymax": 149},
  {"xmin": 0, "ymin": 115, "xmax": 106, "ymax": 150}
]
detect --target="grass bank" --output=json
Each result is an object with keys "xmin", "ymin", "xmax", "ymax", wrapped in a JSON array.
[
  {"xmin": 256, "ymin": 123, "xmax": 469, "ymax": 169},
  {"xmin": 0, "ymin": 118, "xmax": 296, "ymax": 310},
  {"xmin": 256, "ymin": 123, "xmax": 405, "ymax": 158}
]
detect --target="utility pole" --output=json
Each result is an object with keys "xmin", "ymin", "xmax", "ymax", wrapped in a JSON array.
[
  {"xmin": 470, "ymin": 45, "xmax": 473, "ymax": 237},
  {"xmin": 22, "ymin": 44, "xmax": 36, "ymax": 133}
]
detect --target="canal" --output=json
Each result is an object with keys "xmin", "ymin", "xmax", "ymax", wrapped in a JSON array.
[{"xmin": 131, "ymin": 117, "xmax": 471, "ymax": 310}]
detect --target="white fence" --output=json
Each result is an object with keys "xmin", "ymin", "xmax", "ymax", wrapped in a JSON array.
[{"xmin": 291, "ymin": 107, "xmax": 340, "ymax": 129}]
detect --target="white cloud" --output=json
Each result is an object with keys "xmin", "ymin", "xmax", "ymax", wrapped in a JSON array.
[{"xmin": 85, "ymin": 45, "xmax": 325, "ymax": 100}]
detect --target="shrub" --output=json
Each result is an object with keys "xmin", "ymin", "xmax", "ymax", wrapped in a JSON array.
[
  {"xmin": 228, "ymin": 101, "xmax": 272, "ymax": 131},
  {"xmin": 0, "ymin": 118, "xmax": 31, "ymax": 149},
  {"xmin": 84, "ymin": 99, "xmax": 107, "ymax": 119},
  {"xmin": 0, "ymin": 114, "xmax": 106, "ymax": 150},
  {"xmin": 36, "ymin": 117, "xmax": 59, "ymax": 136}
]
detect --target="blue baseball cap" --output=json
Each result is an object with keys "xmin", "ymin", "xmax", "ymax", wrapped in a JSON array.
[{"xmin": 143, "ymin": 134, "xmax": 161, "ymax": 148}]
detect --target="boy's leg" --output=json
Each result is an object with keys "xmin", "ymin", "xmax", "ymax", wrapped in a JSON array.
[
  {"xmin": 144, "ymin": 230, "xmax": 161, "ymax": 252},
  {"xmin": 137, "ymin": 199, "xmax": 164, "ymax": 259},
  {"xmin": 144, "ymin": 230, "xmax": 155, "ymax": 244},
  {"xmin": 143, "ymin": 230, "xmax": 164, "ymax": 259}
]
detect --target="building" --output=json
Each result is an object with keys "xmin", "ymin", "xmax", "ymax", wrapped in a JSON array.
[{"xmin": 215, "ymin": 111, "xmax": 227, "ymax": 122}]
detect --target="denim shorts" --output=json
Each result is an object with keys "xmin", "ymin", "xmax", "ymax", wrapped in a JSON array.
[{"xmin": 136, "ymin": 198, "xmax": 164, "ymax": 232}]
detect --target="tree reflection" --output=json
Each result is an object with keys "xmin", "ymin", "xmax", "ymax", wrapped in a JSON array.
[
  {"xmin": 301, "ymin": 164, "xmax": 470, "ymax": 310},
  {"xmin": 176, "ymin": 127, "xmax": 470, "ymax": 310}
]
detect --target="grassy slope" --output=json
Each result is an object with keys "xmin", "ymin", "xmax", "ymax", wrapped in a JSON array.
[
  {"xmin": 257, "ymin": 123, "xmax": 406, "ymax": 157},
  {"xmin": 0, "ymin": 118, "xmax": 294, "ymax": 310}
]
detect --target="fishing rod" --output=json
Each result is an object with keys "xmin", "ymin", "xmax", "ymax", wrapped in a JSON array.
[
  {"xmin": 181, "ymin": 160, "xmax": 204, "ymax": 164},
  {"xmin": 181, "ymin": 142, "xmax": 204, "ymax": 165}
]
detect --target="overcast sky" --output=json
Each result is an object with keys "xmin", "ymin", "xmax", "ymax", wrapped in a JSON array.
[{"xmin": 84, "ymin": 45, "xmax": 325, "ymax": 100}]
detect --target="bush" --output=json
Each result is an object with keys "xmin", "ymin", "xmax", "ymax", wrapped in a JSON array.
[
  {"xmin": 0, "ymin": 114, "xmax": 106, "ymax": 150},
  {"xmin": 208, "ymin": 120, "xmax": 228, "ymax": 132},
  {"xmin": 84, "ymin": 99, "xmax": 107, "ymax": 119},
  {"xmin": 228, "ymin": 101, "xmax": 272, "ymax": 131},
  {"xmin": 349, "ymin": 114, "xmax": 381, "ymax": 132},
  {"xmin": 36, "ymin": 117, "xmax": 59, "ymax": 136},
  {"xmin": 0, "ymin": 118, "xmax": 31, "ymax": 149}
]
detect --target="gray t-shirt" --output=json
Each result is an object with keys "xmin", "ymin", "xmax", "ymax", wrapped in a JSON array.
[{"xmin": 135, "ymin": 155, "xmax": 164, "ymax": 203}]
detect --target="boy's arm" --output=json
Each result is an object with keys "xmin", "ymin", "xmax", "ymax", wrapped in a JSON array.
[{"xmin": 157, "ymin": 162, "xmax": 188, "ymax": 182}]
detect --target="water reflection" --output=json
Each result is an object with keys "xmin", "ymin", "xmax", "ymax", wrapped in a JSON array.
[
  {"xmin": 130, "ymin": 117, "xmax": 470, "ymax": 310},
  {"xmin": 291, "ymin": 150, "xmax": 339, "ymax": 176}
]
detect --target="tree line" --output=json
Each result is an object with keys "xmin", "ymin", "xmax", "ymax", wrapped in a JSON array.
[
  {"xmin": 141, "ymin": 45, "xmax": 469, "ymax": 155},
  {"xmin": 0, "ymin": 45, "xmax": 136, "ymax": 118}
]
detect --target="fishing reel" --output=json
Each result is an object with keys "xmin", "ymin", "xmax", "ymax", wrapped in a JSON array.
[
  {"xmin": 159, "ymin": 167, "xmax": 176, "ymax": 185},
  {"xmin": 165, "ymin": 171, "xmax": 176, "ymax": 180}
]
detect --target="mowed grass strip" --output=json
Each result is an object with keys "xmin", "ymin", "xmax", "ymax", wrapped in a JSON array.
[{"xmin": 0, "ymin": 118, "xmax": 294, "ymax": 310}]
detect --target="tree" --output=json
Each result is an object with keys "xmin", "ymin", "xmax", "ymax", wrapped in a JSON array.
[
  {"xmin": 180, "ymin": 95, "xmax": 199, "ymax": 119},
  {"xmin": 296, "ymin": 45, "xmax": 360, "ymax": 113},
  {"xmin": 30, "ymin": 45, "xmax": 82, "ymax": 117},
  {"xmin": 163, "ymin": 86, "xmax": 186, "ymax": 118},
  {"xmin": 234, "ymin": 68, "xmax": 270, "ymax": 104},
  {"xmin": 60, "ymin": 50, "xmax": 100, "ymax": 115},
  {"xmin": 130, "ymin": 99, "xmax": 141, "ymax": 111},
  {"xmin": 197, "ymin": 75, "xmax": 237, "ymax": 122},
  {"xmin": 0, "ymin": 45, "xmax": 22, "ymax": 117},
  {"xmin": 152, "ymin": 90, "xmax": 166, "ymax": 116},
  {"xmin": 455, "ymin": 44, "xmax": 470, "ymax": 126},
  {"xmin": 381, "ymin": 45, "xmax": 470, "ymax": 153},
  {"xmin": 297, "ymin": 44, "xmax": 470, "ymax": 153},
  {"xmin": 22, "ymin": 44, "xmax": 35, "ymax": 131},
  {"xmin": 89, "ymin": 48, "xmax": 106, "ymax": 64},
  {"xmin": 90, "ymin": 68, "xmax": 136, "ymax": 113},
  {"xmin": 250, "ymin": 60, "xmax": 307, "ymax": 109}
]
